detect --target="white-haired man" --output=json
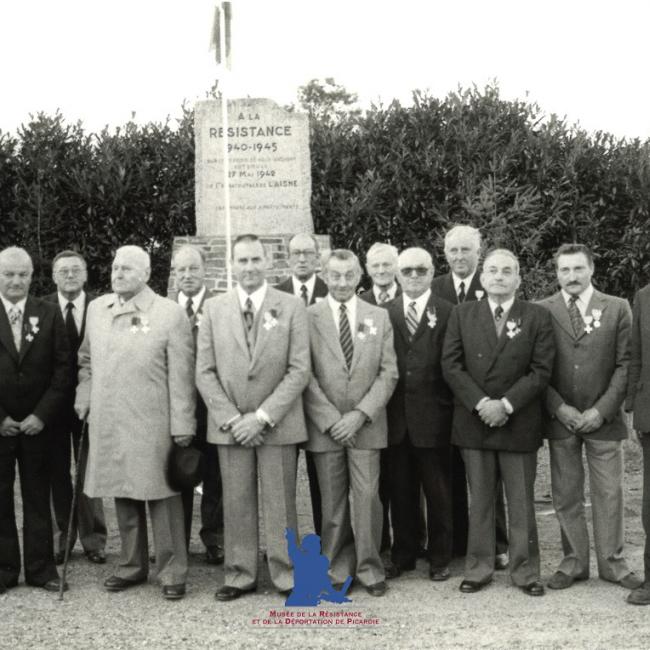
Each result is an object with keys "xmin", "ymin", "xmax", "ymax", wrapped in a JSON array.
[{"xmin": 76, "ymin": 245, "xmax": 196, "ymax": 600}]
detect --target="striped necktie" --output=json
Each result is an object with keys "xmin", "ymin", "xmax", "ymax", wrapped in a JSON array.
[
  {"xmin": 339, "ymin": 304, "xmax": 353, "ymax": 369},
  {"xmin": 567, "ymin": 296, "xmax": 583, "ymax": 337},
  {"xmin": 8, "ymin": 306, "xmax": 22, "ymax": 351},
  {"xmin": 378, "ymin": 290, "xmax": 389, "ymax": 305},
  {"xmin": 406, "ymin": 301, "xmax": 419, "ymax": 338}
]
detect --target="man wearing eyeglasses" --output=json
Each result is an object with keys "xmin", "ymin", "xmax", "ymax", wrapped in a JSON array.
[
  {"xmin": 442, "ymin": 249, "xmax": 554, "ymax": 597},
  {"xmin": 432, "ymin": 225, "xmax": 509, "ymax": 570},
  {"xmin": 385, "ymin": 248, "xmax": 455, "ymax": 582},
  {"xmin": 173, "ymin": 245, "xmax": 223, "ymax": 565},
  {"xmin": 44, "ymin": 250, "xmax": 107, "ymax": 566},
  {"xmin": 277, "ymin": 233, "xmax": 328, "ymax": 536}
]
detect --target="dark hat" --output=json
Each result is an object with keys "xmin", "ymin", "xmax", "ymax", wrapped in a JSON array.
[{"xmin": 167, "ymin": 444, "xmax": 204, "ymax": 491}]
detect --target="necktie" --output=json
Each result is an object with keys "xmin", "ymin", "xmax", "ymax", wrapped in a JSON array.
[
  {"xmin": 339, "ymin": 304, "xmax": 353, "ymax": 369},
  {"xmin": 378, "ymin": 290, "xmax": 389, "ymax": 305},
  {"xmin": 568, "ymin": 296, "xmax": 583, "ymax": 337},
  {"xmin": 406, "ymin": 301, "xmax": 419, "ymax": 337},
  {"xmin": 494, "ymin": 305, "xmax": 505, "ymax": 336},
  {"xmin": 186, "ymin": 297, "xmax": 194, "ymax": 319},
  {"xmin": 458, "ymin": 281, "xmax": 466, "ymax": 303},
  {"xmin": 300, "ymin": 284, "xmax": 308, "ymax": 306},
  {"xmin": 243, "ymin": 297, "xmax": 255, "ymax": 331},
  {"xmin": 8, "ymin": 306, "xmax": 22, "ymax": 352},
  {"xmin": 65, "ymin": 302, "xmax": 79, "ymax": 349}
]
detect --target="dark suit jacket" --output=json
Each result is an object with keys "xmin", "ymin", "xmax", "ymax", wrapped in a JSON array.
[
  {"xmin": 359, "ymin": 285, "xmax": 402, "ymax": 306},
  {"xmin": 43, "ymin": 291, "xmax": 92, "ymax": 352},
  {"xmin": 442, "ymin": 298, "xmax": 555, "ymax": 452},
  {"xmin": 626, "ymin": 285, "xmax": 650, "ymax": 432},
  {"xmin": 387, "ymin": 293, "xmax": 454, "ymax": 447},
  {"xmin": 276, "ymin": 275, "xmax": 328, "ymax": 305},
  {"xmin": 539, "ymin": 290, "xmax": 631, "ymax": 441},
  {"xmin": 431, "ymin": 272, "xmax": 483, "ymax": 305},
  {"xmin": 0, "ymin": 296, "xmax": 71, "ymax": 425}
]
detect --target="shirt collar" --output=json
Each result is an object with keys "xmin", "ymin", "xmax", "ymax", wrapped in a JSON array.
[
  {"xmin": 452, "ymin": 271, "xmax": 476, "ymax": 293},
  {"xmin": 237, "ymin": 281, "xmax": 268, "ymax": 312},
  {"xmin": 487, "ymin": 296, "xmax": 515, "ymax": 317},
  {"xmin": 327, "ymin": 293, "xmax": 357, "ymax": 327},
  {"xmin": 178, "ymin": 285, "xmax": 206, "ymax": 309},
  {"xmin": 57, "ymin": 290, "xmax": 86, "ymax": 313},
  {"xmin": 561, "ymin": 284, "xmax": 594, "ymax": 308},
  {"xmin": 0, "ymin": 295, "xmax": 27, "ymax": 315},
  {"xmin": 402, "ymin": 288, "xmax": 431, "ymax": 315},
  {"xmin": 372, "ymin": 282, "xmax": 397, "ymax": 302},
  {"xmin": 291, "ymin": 274, "xmax": 316, "ymax": 297}
]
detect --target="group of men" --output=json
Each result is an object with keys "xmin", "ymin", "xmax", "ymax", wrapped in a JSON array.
[{"xmin": 3, "ymin": 222, "xmax": 650, "ymax": 607}]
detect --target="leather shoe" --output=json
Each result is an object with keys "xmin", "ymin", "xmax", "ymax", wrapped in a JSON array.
[
  {"xmin": 494, "ymin": 553, "xmax": 509, "ymax": 570},
  {"xmin": 383, "ymin": 560, "xmax": 402, "ymax": 580},
  {"xmin": 459, "ymin": 579, "xmax": 488, "ymax": 593},
  {"xmin": 627, "ymin": 584, "xmax": 650, "ymax": 605},
  {"xmin": 85, "ymin": 550, "xmax": 106, "ymax": 564},
  {"xmin": 620, "ymin": 573, "xmax": 644, "ymax": 590},
  {"xmin": 547, "ymin": 571, "xmax": 575, "ymax": 590},
  {"xmin": 32, "ymin": 578, "xmax": 68, "ymax": 593},
  {"xmin": 215, "ymin": 585, "xmax": 256, "ymax": 602},
  {"xmin": 162, "ymin": 584, "xmax": 186, "ymax": 600},
  {"xmin": 104, "ymin": 575, "xmax": 146, "ymax": 592},
  {"xmin": 205, "ymin": 545, "xmax": 225, "ymax": 565},
  {"xmin": 429, "ymin": 566, "xmax": 450, "ymax": 582},
  {"xmin": 521, "ymin": 581, "xmax": 545, "ymax": 596},
  {"xmin": 365, "ymin": 581, "xmax": 387, "ymax": 597}
]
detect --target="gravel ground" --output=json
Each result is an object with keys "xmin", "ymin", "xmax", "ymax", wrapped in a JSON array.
[{"xmin": 4, "ymin": 441, "xmax": 650, "ymax": 650}]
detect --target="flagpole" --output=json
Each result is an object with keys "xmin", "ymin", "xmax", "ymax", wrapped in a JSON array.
[{"xmin": 218, "ymin": 3, "xmax": 233, "ymax": 290}]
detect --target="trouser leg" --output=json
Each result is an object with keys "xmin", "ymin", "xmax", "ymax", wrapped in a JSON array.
[
  {"xmin": 549, "ymin": 435, "xmax": 590, "ymax": 577},
  {"xmin": 49, "ymin": 428, "xmax": 74, "ymax": 554},
  {"xmin": 218, "ymin": 445, "xmax": 258, "ymax": 589},
  {"xmin": 499, "ymin": 450, "xmax": 540, "ymax": 586},
  {"xmin": 641, "ymin": 435, "xmax": 650, "ymax": 582},
  {"xmin": 451, "ymin": 446, "xmax": 469, "ymax": 557},
  {"xmin": 149, "ymin": 495, "xmax": 188, "ymax": 586},
  {"xmin": 114, "ymin": 497, "xmax": 148, "ymax": 582},
  {"xmin": 258, "ymin": 444, "xmax": 298, "ymax": 591},
  {"xmin": 0, "ymin": 438, "xmax": 21, "ymax": 586},
  {"xmin": 585, "ymin": 438, "xmax": 629, "ymax": 582},
  {"xmin": 313, "ymin": 449, "xmax": 355, "ymax": 584},
  {"xmin": 348, "ymin": 448, "xmax": 384, "ymax": 586},
  {"xmin": 199, "ymin": 441, "xmax": 223, "ymax": 548}
]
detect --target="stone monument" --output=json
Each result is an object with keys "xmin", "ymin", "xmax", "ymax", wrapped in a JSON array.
[{"xmin": 169, "ymin": 98, "xmax": 330, "ymax": 294}]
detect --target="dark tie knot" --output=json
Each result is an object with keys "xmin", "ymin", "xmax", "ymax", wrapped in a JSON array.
[
  {"xmin": 66, "ymin": 302, "xmax": 75, "ymax": 313},
  {"xmin": 569, "ymin": 295, "xmax": 579, "ymax": 304},
  {"xmin": 494, "ymin": 305, "xmax": 504, "ymax": 321},
  {"xmin": 339, "ymin": 303, "xmax": 347, "ymax": 314}
]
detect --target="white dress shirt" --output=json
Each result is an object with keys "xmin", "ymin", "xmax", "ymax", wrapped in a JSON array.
[
  {"xmin": 57, "ymin": 291, "xmax": 86, "ymax": 331},
  {"xmin": 561, "ymin": 284, "xmax": 594, "ymax": 318},
  {"xmin": 487, "ymin": 296, "xmax": 515, "ymax": 321},
  {"xmin": 1, "ymin": 295, "xmax": 27, "ymax": 318},
  {"xmin": 452, "ymin": 271, "xmax": 477, "ymax": 300},
  {"xmin": 327, "ymin": 294, "xmax": 357, "ymax": 333},
  {"xmin": 372, "ymin": 283, "xmax": 398, "ymax": 303},
  {"xmin": 291, "ymin": 274, "xmax": 316, "ymax": 304},
  {"xmin": 178, "ymin": 285, "xmax": 206, "ymax": 312},
  {"xmin": 402, "ymin": 289, "xmax": 431, "ymax": 321},
  {"xmin": 236, "ymin": 281, "xmax": 268, "ymax": 312}
]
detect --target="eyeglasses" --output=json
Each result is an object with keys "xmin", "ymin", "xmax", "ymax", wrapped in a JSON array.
[
  {"xmin": 55, "ymin": 267, "xmax": 84, "ymax": 277},
  {"xmin": 289, "ymin": 250, "xmax": 317, "ymax": 259},
  {"xmin": 399, "ymin": 267, "xmax": 430, "ymax": 277}
]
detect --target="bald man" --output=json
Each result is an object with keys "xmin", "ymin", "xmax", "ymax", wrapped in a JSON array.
[
  {"xmin": 0, "ymin": 246, "xmax": 71, "ymax": 593},
  {"xmin": 76, "ymin": 246, "xmax": 196, "ymax": 600}
]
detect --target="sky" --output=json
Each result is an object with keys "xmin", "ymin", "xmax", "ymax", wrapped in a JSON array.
[{"xmin": 1, "ymin": 0, "xmax": 649, "ymax": 140}]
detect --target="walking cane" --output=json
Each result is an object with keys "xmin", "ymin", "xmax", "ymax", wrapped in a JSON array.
[{"xmin": 58, "ymin": 416, "xmax": 88, "ymax": 601}]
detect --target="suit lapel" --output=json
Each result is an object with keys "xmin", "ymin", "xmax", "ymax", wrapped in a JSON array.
[
  {"xmin": 582, "ymin": 290, "xmax": 608, "ymax": 338},
  {"xmin": 410, "ymin": 296, "xmax": 434, "ymax": 345},
  {"xmin": 250, "ymin": 289, "xmax": 281, "ymax": 368},
  {"xmin": 350, "ymin": 298, "xmax": 367, "ymax": 373},
  {"xmin": 313, "ymin": 300, "xmax": 348, "ymax": 370},
  {"xmin": 228, "ymin": 291, "xmax": 250, "ymax": 360},
  {"xmin": 547, "ymin": 292, "xmax": 576, "ymax": 339},
  {"xmin": 18, "ymin": 297, "xmax": 39, "ymax": 364},
  {"xmin": 0, "ymin": 301, "xmax": 18, "ymax": 362},
  {"xmin": 390, "ymin": 298, "xmax": 411, "ymax": 346},
  {"xmin": 468, "ymin": 274, "xmax": 485, "ymax": 301},
  {"xmin": 493, "ymin": 299, "xmax": 521, "ymax": 358},
  {"xmin": 479, "ymin": 299, "xmax": 498, "ymax": 350}
]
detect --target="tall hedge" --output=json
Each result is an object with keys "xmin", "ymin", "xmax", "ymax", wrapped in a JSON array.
[{"xmin": 0, "ymin": 85, "xmax": 649, "ymax": 299}]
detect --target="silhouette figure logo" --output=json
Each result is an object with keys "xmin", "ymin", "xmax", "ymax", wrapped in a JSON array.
[{"xmin": 285, "ymin": 528, "xmax": 352, "ymax": 606}]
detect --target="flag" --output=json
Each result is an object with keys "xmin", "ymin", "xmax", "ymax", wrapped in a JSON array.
[{"xmin": 210, "ymin": 2, "xmax": 232, "ymax": 69}]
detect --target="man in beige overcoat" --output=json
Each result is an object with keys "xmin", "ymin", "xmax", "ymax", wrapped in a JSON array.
[
  {"xmin": 304, "ymin": 249, "xmax": 398, "ymax": 597},
  {"xmin": 75, "ymin": 245, "xmax": 196, "ymax": 600},
  {"xmin": 539, "ymin": 243, "xmax": 641, "ymax": 592},
  {"xmin": 196, "ymin": 234, "xmax": 310, "ymax": 601}
]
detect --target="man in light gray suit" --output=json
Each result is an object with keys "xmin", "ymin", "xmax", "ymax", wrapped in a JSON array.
[
  {"xmin": 196, "ymin": 234, "xmax": 310, "ymax": 601},
  {"xmin": 304, "ymin": 249, "xmax": 398, "ymax": 597},
  {"xmin": 539, "ymin": 243, "xmax": 641, "ymax": 591}
]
